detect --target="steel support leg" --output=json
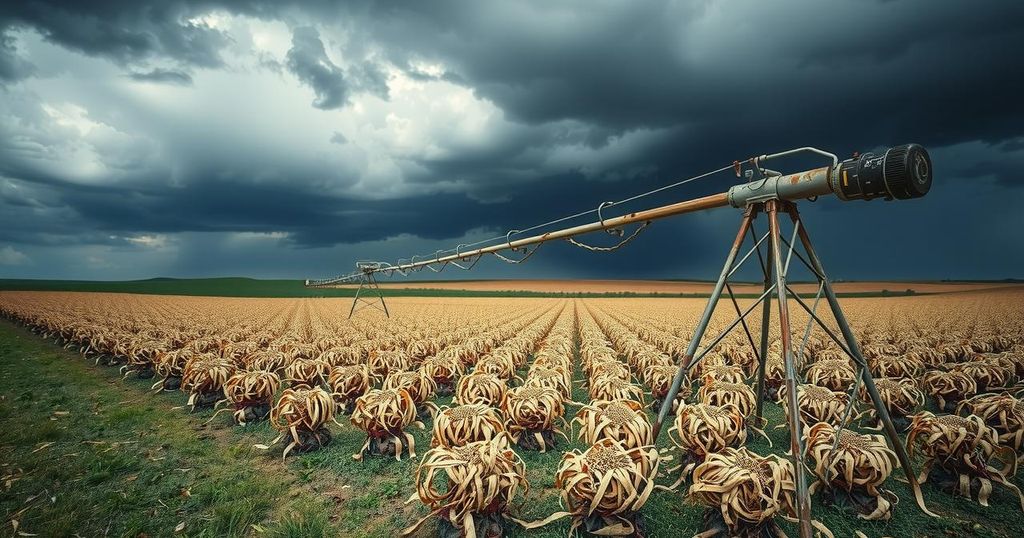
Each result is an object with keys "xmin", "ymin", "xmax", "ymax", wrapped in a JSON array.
[
  {"xmin": 348, "ymin": 273, "xmax": 390, "ymax": 319},
  {"xmin": 767, "ymin": 201, "xmax": 813, "ymax": 538},
  {"xmin": 369, "ymin": 273, "xmax": 390, "ymax": 317},
  {"xmin": 348, "ymin": 277, "xmax": 365, "ymax": 319},
  {"xmin": 786, "ymin": 205, "xmax": 936, "ymax": 517},
  {"xmin": 653, "ymin": 206, "xmax": 756, "ymax": 440},
  {"xmin": 753, "ymin": 233, "xmax": 774, "ymax": 425}
]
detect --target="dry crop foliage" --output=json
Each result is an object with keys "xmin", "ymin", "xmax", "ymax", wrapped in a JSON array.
[{"xmin": 2, "ymin": 288, "xmax": 1024, "ymax": 534}]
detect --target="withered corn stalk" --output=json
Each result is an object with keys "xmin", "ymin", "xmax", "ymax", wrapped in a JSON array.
[
  {"xmin": 804, "ymin": 422, "xmax": 899, "ymax": 520},
  {"xmin": 645, "ymin": 364, "xmax": 692, "ymax": 413},
  {"xmin": 501, "ymin": 385, "xmax": 568, "ymax": 452},
  {"xmin": 777, "ymin": 384, "xmax": 854, "ymax": 429},
  {"xmin": 257, "ymin": 386, "xmax": 336, "ymax": 458},
  {"xmin": 514, "ymin": 439, "xmax": 659, "ymax": 536},
  {"xmin": 283, "ymin": 357, "xmax": 330, "ymax": 388},
  {"xmin": 421, "ymin": 355, "xmax": 463, "ymax": 395},
  {"xmin": 456, "ymin": 372, "xmax": 507, "ymax": 407},
  {"xmin": 402, "ymin": 440, "xmax": 528, "ymax": 538},
  {"xmin": 688, "ymin": 447, "xmax": 833, "ymax": 538},
  {"xmin": 921, "ymin": 370, "xmax": 977, "ymax": 411},
  {"xmin": 181, "ymin": 354, "xmax": 236, "ymax": 410},
  {"xmin": 217, "ymin": 370, "xmax": 281, "ymax": 425},
  {"xmin": 665, "ymin": 403, "xmax": 757, "ymax": 490},
  {"xmin": 151, "ymin": 349, "xmax": 191, "ymax": 392},
  {"xmin": 367, "ymin": 350, "xmax": 410, "ymax": 384},
  {"xmin": 805, "ymin": 359, "xmax": 856, "ymax": 392},
  {"xmin": 383, "ymin": 370, "xmax": 439, "ymax": 416},
  {"xmin": 573, "ymin": 399, "xmax": 652, "ymax": 451},
  {"xmin": 698, "ymin": 381, "xmax": 757, "ymax": 417},
  {"xmin": 860, "ymin": 377, "xmax": 923, "ymax": 428},
  {"xmin": 907, "ymin": 412, "xmax": 1024, "ymax": 510},
  {"xmin": 589, "ymin": 376, "xmax": 646, "ymax": 404},
  {"xmin": 958, "ymin": 392, "xmax": 1024, "ymax": 458},
  {"xmin": 431, "ymin": 404, "xmax": 506, "ymax": 449},
  {"xmin": 327, "ymin": 364, "xmax": 370, "ymax": 414},
  {"xmin": 950, "ymin": 360, "xmax": 1015, "ymax": 392},
  {"xmin": 350, "ymin": 388, "xmax": 422, "ymax": 461}
]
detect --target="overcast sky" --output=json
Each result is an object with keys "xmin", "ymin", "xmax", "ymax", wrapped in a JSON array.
[{"xmin": 1, "ymin": 0, "xmax": 1022, "ymax": 282}]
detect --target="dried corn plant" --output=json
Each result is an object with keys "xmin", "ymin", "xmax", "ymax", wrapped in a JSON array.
[
  {"xmin": 778, "ymin": 384, "xmax": 853, "ymax": 428},
  {"xmin": 350, "ymin": 388, "xmax": 422, "ymax": 461},
  {"xmin": 699, "ymin": 381, "xmax": 757, "ymax": 417},
  {"xmin": 524, "ymin": 365, "xmax": 572, "ymax": 401},
  {"xmin": 402, "ymin": 440, "xmax": 528, "ymax": 537},
  {"xmin": 421, "ymin": 355, "xmax": 463, "ymax": 395},
  {"xmin": 958, "ymin": 393, "xmax": 1024, "ymax": 456},
  {"xmin": 870, "ymin": 355, "xmax": 925, "ymax": 379},
  {"xmin": 805, "ymin": 358, "xmax": 857, "ymax": 392},
  {"xmin": 644, "ymin": 364, "xmax": 691, "ymax": 413},
  {"xmin": 986, "ymin": 352, "xmax": 1024, "ymax": 379},
  {"xmin": 516, "ymin": 439, "xmax": 659, "ymax": 536},
  {"xmin": 317, "ymin": 346, "xmax": 362, "ymax": 367},
  {"xmin": 666, "ymin": 403, "xmax": 751, "ymax": 488},
  {"xmin": 283, "ymin": 357, "xmax": 330, "ymax": 388},
  {"xmin": 476, "ymin": 354, "xmax": 517, "ymax": 381},
  {"xmin": 860, "ymin": 377, "xmax": 923, "ymax": 427},
  {"xmin": 921, "ymin": 370, "xmax": 977, "ymax": 411},
  {"xmin": 151, "ymin": 348, "xmax": 191, "ymax": 392},
  {"xmin": 573, "ymin": 399, "xmax": 652, "ymax": 451},
  {"xmin": 687, "ymin": 353, "xmax": 729, "ymax": 383},
  {"xmin": 906, "ymin": 346, "xmax": 947, "ymax": 370},
  {"xmin": 456, "ymin": 372, "xmax": 507, "ymax": 407},
  {"xmin": 589, "ymin": 376, "xmax": 646, "ymax": 403},
  {"xmin": 220, "ymin": 370, "xmax": 281, "ymax": 425},
  {"xmin": 431, "ymin": 404, "xmax": 506, "ymax": 449},
  {"xmin": 908, "ymin": 412, "xmax": 1024, "ymax": 510},
  {"xmin": 181, "ymin": 354, "xmax": 237, "ymax": 410},
  {"xmin": 245, "ymin": 350, "xmax": 288, "ymax": 374},
  {"xmin": 587, "ymin": 360, "xmax": 631, "ymax": 386},
  {"xmin": 258, "ymin": 386, "xmax": 335, "ymax": 458},
  {"xmin": 804, "ymin": 422, "xmax": 898, "ymax": 520},
  {"xmin": 688, "ymin": 447, "xmax": 800, "ymax": 537},
  {"xmin": 670, "ymin": 403, "xmax": 748, "ymax": 456},
  {"xmin": 367, "ymin": 349, "xmax": 410, "ymax": 384},
  {"xmin": 949, "ymin": 360, "xmax": 1015, "ymax": 392},
  {"xmin": 501, "ymin": 385, "xmax": 567, "ymax": 452},
  {"xmin": 701, "ymin": 364, "xmax": 747, "ymax": 386},
  {"xmin": 327, "ymin": 364, "xmax": 370, "ymax": 414},
  {"xmin": 383, "ymin": 370, "xmax": 438, "ymax": 416}
]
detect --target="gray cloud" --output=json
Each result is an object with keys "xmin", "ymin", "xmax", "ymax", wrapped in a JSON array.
[
  {"xmin": 128, "ymin": 67, "xmax": 193, "ymax": 85},
  {"xmin": 0, "ymin": 0, "xmax": 1022, "ymax": 281},
  {"xmin": 0, "ymin": 1, "xmax": 229, "ymax": 68},
  {"xmin": 0, "ymin": 29, "xmax": 34, "ymax": 82},
  {"xmin": 285, "ymin": 26, "xmax": 349, "ymax": 110}
]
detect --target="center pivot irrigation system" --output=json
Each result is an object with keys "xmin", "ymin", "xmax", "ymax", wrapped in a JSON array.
[{"xmin": 307, "ymin": 143, "xmax": 935, "ymax": 537}]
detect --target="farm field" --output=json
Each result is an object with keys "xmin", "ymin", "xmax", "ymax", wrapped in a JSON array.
[
  {"xmin": 3, "ymin": 278, "xmax": 1020, "ymax": 299},
  {"xmin": 1, "ymin": 289, "xmax": 1023, "ymax": 537}
]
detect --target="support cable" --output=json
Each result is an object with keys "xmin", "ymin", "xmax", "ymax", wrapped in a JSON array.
[{"xmin": 565, "ymin": 221, "xmax": 651, "ymax": 252}]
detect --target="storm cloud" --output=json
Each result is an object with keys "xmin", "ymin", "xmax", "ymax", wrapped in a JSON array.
[{"xmin": 0, "ymin": 0, "xmax": 1022, "ymax": 281}]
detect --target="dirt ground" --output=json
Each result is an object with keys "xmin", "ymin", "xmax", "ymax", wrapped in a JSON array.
[{"xmin": 355, "ymin": 279, "xmax": 1020, "ymax": 295}]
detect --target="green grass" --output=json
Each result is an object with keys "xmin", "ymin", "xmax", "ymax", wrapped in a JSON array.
[
  {"xmin": 0, "ymin": 277, "xmax": 925, "ymax": 299},
  {"xmin": 0, "ymin": 320, "xmax": 338, "ymax": 537},
  {"xmin": 2, "ymin": 318, "xmax": 1020, "ymax": 537}
]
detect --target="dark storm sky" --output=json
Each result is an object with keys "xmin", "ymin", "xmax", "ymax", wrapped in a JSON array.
[{"xmin": 0, "ymin": 1, "xmax": 1022, "ymax": 281}]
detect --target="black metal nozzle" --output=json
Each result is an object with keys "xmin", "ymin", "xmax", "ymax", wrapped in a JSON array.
[{"xmin": 833, "ymin": 143, "xmax": 932, "ymax": 201}]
